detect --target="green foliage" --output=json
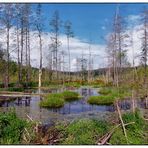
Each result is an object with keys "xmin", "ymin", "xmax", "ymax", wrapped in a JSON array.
[
  {"xmin": 0, "ymin": 87, "xmax": 24, "ymax": 92},
  {"xmin": 87, "ymin": 95, "xmax": 115, "ymax": 105},
  {"xmin": 0, "ymin": 112, "xmax": 30, "ymax": 144},
  {"xmin": 62, "ymin": 91, "xmax": 79, "ymax": 101},
  {"xmin": 56, "ymin": 119, "xmax": 110, "ymax": 145},
  {"xmin": 110, "ymin": 110, "xmax": 148, "ymax": 145},
  {"xmin": 40, "ymin": 93, "xmax": 65, "ymax": 108}
]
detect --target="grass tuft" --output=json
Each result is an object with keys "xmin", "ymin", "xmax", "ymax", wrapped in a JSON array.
[
  {"xmin": 40, "ymin": 93, "xmax": 65, "ymax": 108},
  {"xmin": 62, "ymin": 91, "xmax": 79, "ymax": 101}
]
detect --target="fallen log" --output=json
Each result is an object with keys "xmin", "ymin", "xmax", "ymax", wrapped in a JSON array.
[{"xmin": 0, "ymin": 93, "xmax": 40, "ymax": 98}]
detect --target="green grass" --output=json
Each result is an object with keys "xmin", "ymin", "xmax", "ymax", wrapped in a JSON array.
[
  {"xmin": 64, "ymin": 82, "xmax": 81, "ymax": 88},
  {"xmin": 40, "ymin": 93, "xmax": 65, "ymax": 108},
  {"xmin": 40, "ymin": 91, "xmax": 79, "ymax": 108},
  {"xmin": 98, "ymin": 88, "xmax": 112, "ymax": 95},
  {"xmin": 87, "ymin": 95, "xmax": 115, "ymax": 105},
  {"xmin": 0, "ymin": 112, "xmax": 33, "ymax": 144},
  {"xmin": 62, "ymin": 91, "xmax": 79, "ymax": 101},
  {"xmin": 56, "ymin": 119, "xmax": 110, "ymax": 145},
  {"xmin": 88, "ymin": 87, "xmax": 131, "ymax": 105},
  {"xmin": 110, "ymin": 110, "xmax": 148, "ymax": 145}
]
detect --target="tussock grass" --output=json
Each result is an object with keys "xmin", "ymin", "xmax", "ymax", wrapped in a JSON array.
[
  {"xmin": 40, "ymin": 93, "xmax": 65, "ymax": 108},
  {"xmin": 62, "ymin": 91, "xmax": 79, "ymax": 101},
  {"xmin": 88, "ymin": 87, "xmax": 131, "ymax": 105},
  {"xmin": 40, "ymin": 91, "xmax": 79, "ymax": 108}
]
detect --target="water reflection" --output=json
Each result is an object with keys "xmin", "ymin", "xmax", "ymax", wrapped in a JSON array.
[{"xmin": 0, "ymin": 87, "xmax": 147, "ymax": 123}]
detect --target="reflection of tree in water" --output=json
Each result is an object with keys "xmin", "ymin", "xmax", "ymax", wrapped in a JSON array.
[
  {"xmin": 119, "ymin": 100, "xmax": 131, "ymax": 110},
  {"xmin": 15, "ymin": 97, "xmax": 31, "ymax": 106},
  {"xmin": 106, "ymin": 104, "xmax": 115, "ymax": 112},
  {"xmin": 81, "ymin": 88, "xmax": 88, "ymax": 97},
  {"xmin": 0, "ymin": 100, "xmax": 5, "ymax": 107}
]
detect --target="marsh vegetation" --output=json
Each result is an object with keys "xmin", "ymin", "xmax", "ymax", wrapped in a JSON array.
[{"xmin": 0, "ymin": 3, "xmax": 148, "ymax": 145}]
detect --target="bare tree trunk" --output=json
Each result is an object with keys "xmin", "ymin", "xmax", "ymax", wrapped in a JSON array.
[
  {"xmin": 67, "ymin": 36, "xmax": 71, "ymax": 82},
  {"xmin": 38, "ymin": 34, "xmax": 42, "ymax": 93},
  {"xmin": 16, "ymin": 19, "xmax": 21, "ymax": 84},
  {"xmin": 20, "ymin": 19, "xmax": 24, "ymax": 83},
  {"xmin": 28, "ymin": 29, "xmax": 31, "ymax": 82},
  {"xmin": 5, "ymin": 27, "xmax": 10, "ymax": 88}
]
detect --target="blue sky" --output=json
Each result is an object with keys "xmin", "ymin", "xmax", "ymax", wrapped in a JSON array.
[
  {"xmin": 1, "ymin": 3, "xmax": 148, "ymax": 70},
  {"xmin": 32, "ymin": 3, "xmax": 148, "ymax": 45}
]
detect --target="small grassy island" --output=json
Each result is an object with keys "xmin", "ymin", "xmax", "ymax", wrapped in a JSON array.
[
  {"xmin": 40, "ymin": 91, "xmax": 80, "ymax": 108},
  {"xmin": 88, "ymin": 87, "xmax": 131, "ymax": 105}
]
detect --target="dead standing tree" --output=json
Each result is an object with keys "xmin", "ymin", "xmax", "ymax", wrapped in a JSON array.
[
  {"xmin": 35, "ymin": 4, "xmax": 43, "ymax": 92},
  {"xmin": 106, "ymin": 5, "xmax": 129, "ymax": 143},
  {"xmin": 49, "ymin": 10, "xmax": 62, "ymax": 83},
  {"xmin": 0, "ymin": 4, "xmax": 14, "ymax": 87},
  {"xmin": 64, "ymin": 20, "xmax": 74, "ymax": 82},
  {"xmin": 140, "ymin": 8, "xmax": 148, "ymax": 88}
]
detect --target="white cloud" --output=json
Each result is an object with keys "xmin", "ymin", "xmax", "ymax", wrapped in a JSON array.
[
  {"xmin": 0, "ymin": 27, "xmax": 107, "ymax": 71},
  {"xmin": 127, "ymin": 14, "xmax": 140, "ymax": 22},
  {"xmin": 0, "ymin": 19, "xmax": 145, "ymax": 72}
]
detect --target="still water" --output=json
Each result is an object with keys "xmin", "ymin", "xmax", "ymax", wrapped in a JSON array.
[{"xmin": 0, "ymin": 87, "xmax": 147, "ymax": 124}]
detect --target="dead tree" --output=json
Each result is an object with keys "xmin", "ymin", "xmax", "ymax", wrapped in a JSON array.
[
  {"xmin": 0, "ymin": 4, "xmax": 14, "ymax": 87},
  {"xmin": 140, "ymin": 8, "xmax": 148, "ymax": 86},
  {"xmin": 49, "ymin": 10, "xmax": 62, "ymax": 82},
  {"xmin": 64, "ymin": 20, "xmax": 74, "ymax": 82},
  {"xmin": 35, "ymin": 4, "xmax": 43, "ymax": 91}
]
